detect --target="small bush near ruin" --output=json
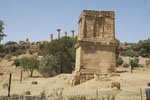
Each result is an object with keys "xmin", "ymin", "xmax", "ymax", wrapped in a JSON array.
[
  {"xmin": 41, "ymin": 37, "xmax": 76, "ymax": 73},
  {"xmin": 69, "ymin": 95, "xmax": 115, "ymax": 100},
  {"xmin": 145, "ymin": 59, "xmax": 150, "ymax": 67},
  {"xmin": 20, "ymin": 56, "xmax": 39, "ymax": 77},
  {"xmin": 5, "ymin": 54, "xmax": 12, "ymax": 61},
  {"xmin": 116, "ymin": 57, "xmax": 124, "ymax": 67},
  {"xmin": 39, "ymin": 55, "xmax": 58, "ymax": 77},
  {"xmin": 5, "ymin": 41, "xmax": 16, "ymax": 45},
  {"xmin": 0, "ymin": 53, "xmax": 5, "ymax": 58},
  {"xmin": 69, "ymin": 96, "xmax": 86, "ymax": 100},
  {"xmin": 12, "ymin": 59, "xmax": 20, "ymax": 67},
  {"xmin": 123, "ymin": 63, "xmax": 129, "ymax": 68},
  {"xmin": 130, "ymin": 58, "xmax": 139, "ymax": 68},
  {"xmin": 120, "ymin": 49, "xmax": 137, "ymax": 57}
]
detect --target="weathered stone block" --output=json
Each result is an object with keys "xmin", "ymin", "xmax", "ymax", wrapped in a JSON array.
[{"xmin": 72, "ymin": 10, "xmax": 117, "ymax": 85}]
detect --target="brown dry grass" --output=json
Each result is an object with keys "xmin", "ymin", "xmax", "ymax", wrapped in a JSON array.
[{"xmin": 0, "ymin": 55, "xmax": 150, "ymax": 100}]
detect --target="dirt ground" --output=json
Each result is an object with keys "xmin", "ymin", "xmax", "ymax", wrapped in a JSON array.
[{"xmin": 0, "ymin": 55, "xmax": 150, "ymax": 100}]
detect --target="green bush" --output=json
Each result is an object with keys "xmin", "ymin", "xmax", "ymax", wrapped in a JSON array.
[
  {"xmin": 130, "ymin": 58, "xmax": 139, "ymax": 68},
  {"xmin": 68, "ymin": 95, "xmax": 115, "ymax": 100},
  {"xmin": 39, "ymin": 55, "xmax": 58, "ymax": 77},
  {"xmin": 42, "ymin": 37, "xmax": 76, "ymax": 73},
  {"xmin": 116, "ymin": 57, "xmax": 124, "ymax": 67},
  {"xmin": 120, "ymin": 49, "xmax": 137, "ymax": 57},
  {"xmin": 5, "ymin": 54, "xmax": 12, "ymax": 61},
  {"xmin": 5, "ymin": 41, "xmax": 16, "ymax": 45},
  {"xmin": 138, "ymin": 64, "xmax": 144, "ymax": 68},
  {"xmin": 139, "ymin": 48, "xmax": 146, "ymax": 55},
  {"xmin": 12, "ymin": 59, "xmax": 20, "ymax": 67},
  {"xmin": 0, "ymin": 53, "xmax": 5, "ymax": 58},
  {"xmin": 123, "ymin": 63, "xmax": 129, "ymax": 68},
  {"xmin": 145, "ymin": 59, "xmax": 150, "ymax": 67},
  {"xmin": 138, "ymin": 39, "xmax": 150, "ymax": 54},
  {"xmin": 69, "ymin": 96, "xmax": 86, "ymax": 100},
  {"xmin": 20, "ymin": 56, "xmax": 39, "ymax": 77},
  {"xmin": 29, "ymin": 50, "xmax": 33, "ymax": 55}
]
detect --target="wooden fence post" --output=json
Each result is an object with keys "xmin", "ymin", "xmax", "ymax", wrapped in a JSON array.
[
  {"xmin": 20, "ymin": 70, "xmax": 23, "ymax": 83},
  {"xmin": 8, "ymin": 73, "xmax": 12, "ymax": 97}
]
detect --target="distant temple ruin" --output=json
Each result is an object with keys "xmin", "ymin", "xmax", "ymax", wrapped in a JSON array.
[
  {"xmin": 18, "ymin": 29, "xmax": 75, "ymax": 45},
  {"xmin": 72, "ymin": 10, "xmax": 117, "ymax": 85}
]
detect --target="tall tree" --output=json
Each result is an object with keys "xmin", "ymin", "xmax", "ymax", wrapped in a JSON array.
[
  {"xmin": 0, "ymin": 20, "xmax": 6, "ymax": 42},
  {"xmin": 42, "ymin": 37, "xmax": 76, "ymax": 74},
  {"xmin": 20, "ymin": 56, "xmax": 39, "ymax": 77}
]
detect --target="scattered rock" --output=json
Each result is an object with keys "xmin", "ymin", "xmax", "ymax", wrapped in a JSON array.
[
  {"xmin": 109, "ymin": 73, "xmax": 120, "ymax": 77},
  {"xmin": 95, "ymin": 76, "xmax": 111, "ymax": 81},
  {"xmin": 0, "ymin": 73, "xmax": 3, "ymax": 76},
  {"xmin": 111, "ymin": 82, "xmax": 121, "ymax": 90},
  {"xmin": 116, "ymin": 70, "xmax": 128, "ymax": 73},
  {"xmin": 32, "ymin": 81, "xmax": 38, "ymax": 85},
  {"xmin": 26, "ymin": 91, "xmax": 31, "ymax": 95},
  {"xmin": 2, "ymin": 83, "xmax": 8, "ymax": 89}
]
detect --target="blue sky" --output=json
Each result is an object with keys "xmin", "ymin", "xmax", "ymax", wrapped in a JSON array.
[{"xmin": 0, "ymin": 0, "xmax": 150, "ymax": 43}]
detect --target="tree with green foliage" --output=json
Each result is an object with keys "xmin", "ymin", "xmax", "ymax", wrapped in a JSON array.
[
  {"xmin": 120, "ymin": 49, "xmax": 137, "ymax": 57},
  {"xmin": 5, "ymin": 41, "xmax": 17, "ymax": 45},
  {"xmin": 12, "ymin": 59, "xmax": 20, "ymax": 67},
  {"xmin": 116, "ymin": 57, "xmax": 124, "ymax": 67},
  {"xmin": 20, "ymin": 56, "xmax": 39, "ymax": 77},
  {"xmin": 42, "ymin": 37, "xmax": 76, "ymax": 73},
  {"xmin": 116, "ymin": 39, "xmax": 120, "ymax": 59},
  {"xmin": 5, "ymin": 54, "xmax": 12, "ymax": 61},
  {"xmin": 139, "ymin": 48, "xmax": 146, "ymax": 55},
  {"xmin": 130, "ymin": 58, "xmax": 139, "ymax": 69},
  {"xmin": 0, "ymin": 20, "xmax": 6, "ymax": 43},
  {"xmin": 123, "ymin": 63, "xmax": 129, "ymax": 68},
  {"xmin": 39, "ymin": 55, "xmax": 58, "ymax": 77},
  {"xmin": 138, "ymin": 39, "xmax": 150, "ymax": 54}
]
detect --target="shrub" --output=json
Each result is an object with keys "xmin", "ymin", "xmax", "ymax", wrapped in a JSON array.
[
  {"xmin": 42, "ymin": 37, "xmax": 76, "ymax": 73},
  {"xmin": 39, "ymin": 55, "xmax": 58, "ymax": 77},
  {"xmin": 69, "ymin": 96, "xmax": 86, "ymax": 100},
  {"xmin": 28, "ymin": 50, "xmax": 33, "ymax": 55},
  {"xmin": 138, "ymin": 64, "xmax": 144, "ymax": 68},
  {"xmin": 120, "ymin": 49, "xmax": 137, "ymax": 57},
  {"xmin": 5, "ymin": 54, "xmax": 12, "ymax": 61},
  {"xmin": 139, "ymin": 48, "xmax": 146, "ymax": 55},
  {"xmin": 145, "ymin": 59, "xmax": 150, "ymax": 67},
  {"xmin": 138, "ymin": 39, "xmax": 150, "ymax": 53},
  {"xmin": 20, "ymin": 56, "xmax": 39, "ymax": 77},
  {"xmin": 123, "ymin": 63, "xmax": 129, "ymax": 68},
  {"xmin": 5, "ymin": 41, "xmax": 16, "ymax": 45},
  {"xmin": 130, "ymin": 58, "xmax": 139, "ymax": 68},
  {"xmin": 12, "ymin": 59, "xmax": 20, "ymax": 67},
  {"xmin": 0, "ymin": 53, "xmax": 5, "ymax": 58},
  {"xmin": 116, "ymin": 57, "xmax": 124, "ymax": 67}
]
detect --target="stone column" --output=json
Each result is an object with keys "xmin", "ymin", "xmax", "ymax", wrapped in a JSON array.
[
  {"xmin": 50, "ymin": 34, "xmax": 53, "ymax": 41},
  {"xmin": 26, "ymin": 38, "xmax": 30, "ymax": 44},
  {"xmin": 26, "ymin": 38, "xmax": 29, "ymax": 43},
  {"xmin": 64, "ymin": 32, "xmax": 67, "ymax": 37},
  {"xmin": 57, "ymin": 29, "xmax": 61, "ymax": 39},
  {"xmin": 71, "ymin": 30, "xmax": 75, "ymax": 38}
]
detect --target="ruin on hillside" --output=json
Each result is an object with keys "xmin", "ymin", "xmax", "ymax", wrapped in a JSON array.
[{"xmin": 72, "ymin": 10, "xmax": 117, "ymax": 85}]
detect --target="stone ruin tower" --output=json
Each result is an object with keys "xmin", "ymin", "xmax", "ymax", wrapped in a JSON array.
[{"xmin": 72, "ymin": 10, "xmax": 117, "ymax": 85}]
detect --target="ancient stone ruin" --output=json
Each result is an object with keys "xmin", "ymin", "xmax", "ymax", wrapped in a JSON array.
[{"xmin": 72, "ymin": 10, "xmax": 117, "ymax": 85}]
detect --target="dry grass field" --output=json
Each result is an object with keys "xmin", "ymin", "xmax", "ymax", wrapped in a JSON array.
[{"xmin": 0, "ymin": 55, "xmax": 150, "ymax": 100}]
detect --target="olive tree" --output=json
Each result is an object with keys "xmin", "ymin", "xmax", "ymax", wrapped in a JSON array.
[
  {"xmin": 20, "ymin": 56, "xmax": 39, "ymax": 77},
  {"xmin": 39, "ymin": 55, "xmax": 58, "ymax": 77}
]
